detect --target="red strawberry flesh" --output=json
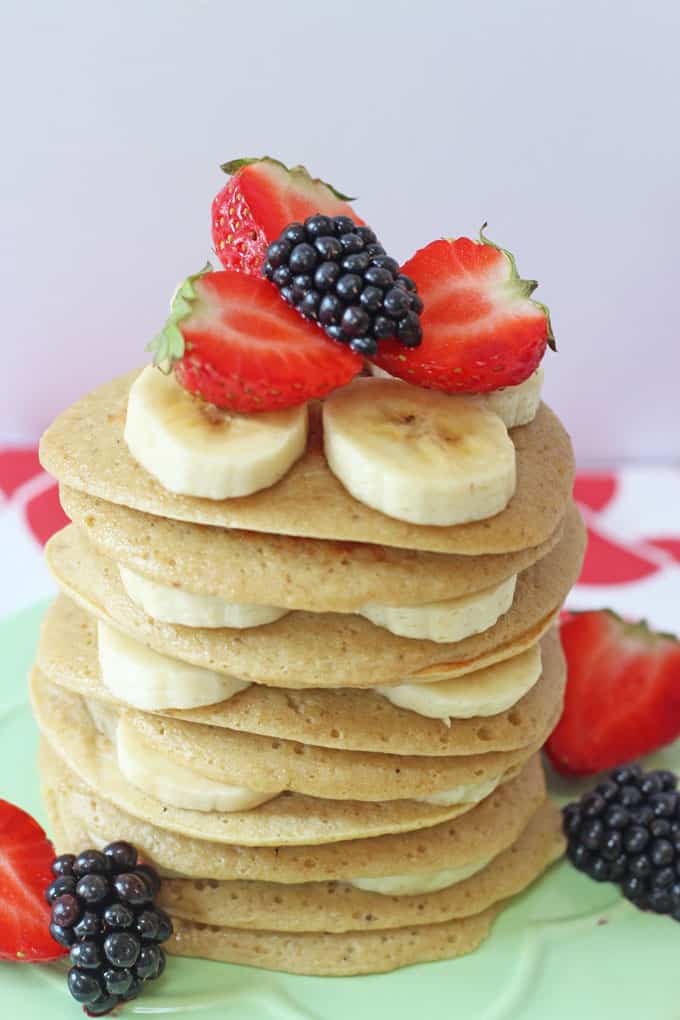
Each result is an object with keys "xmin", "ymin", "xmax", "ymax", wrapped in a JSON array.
[
  {"xmin": 211, "ymin": 180, "xmax": 268, "ymax": 275},
  {"xmin": 0, "ymin": 799, "xmax": 65, "ymax": 962},
  {"xmin": 547, "ymin": 611, "xmax": 680, "ymax": 776},
  {"xmin": 213, "ymin": 158, "xmax": 363, "ymax": 274},
  {"xmin": 172, "ymin": 271, "xmax": 362, "ymax": 412},
  {"xmin": 371, "ymin": 235, "xmax": 552, "ymax": 393}
]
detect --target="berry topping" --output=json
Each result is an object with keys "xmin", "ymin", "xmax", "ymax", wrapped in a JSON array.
[
  {"xmin": 52, "ymin": 853, "xmax": 76, "ymax": 878},
  {"xmin": 148, "ymin": 266, "xmax": 362, "ymax": 412},
  {"xmin": 103, "ymin": 841, "xmax": 138, "ymax": 874},
  {"xmin": 212, "ymin": 157, "xmax": 362, "ymax": 274},
  {"xmin": 370, "ymin": 226, "xmax": 554, "ymax": 393},
  {"xmin": 45, "ymin": 839, "xmax": 171, "ymax": 1015},
  {"xmin": 546, "ymin": 611, "xmax": 680, "ymax": 776},
  {"xmin": 74, "ymin": 850, "xmax": 109, "ymax": 877},
  {"xmin": 45, "ymin": 874, "xmax": 77, "ymax": 903},
  {"xmin": 0, "ymin": 799, "xmax": 66, "ymax": 962},
  {"xmin": 563, "ymin": 765, "xmax": 680, "ymax": 919},
  {"xmin": 264, "ymin": 216, "xmax": 423, "ymax": 356}
]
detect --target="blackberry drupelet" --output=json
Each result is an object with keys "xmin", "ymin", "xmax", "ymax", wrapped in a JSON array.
[
  {"xmin": 46, "ymin": 841, "xmax": 172, "ymax": 1016},
  {"xmin": 263, "ymin": 214, "xmax": 424, "ymax": 355},
  {"xmin": 563, "ymin": 764, "xmax": 680, "ymax": 919}
]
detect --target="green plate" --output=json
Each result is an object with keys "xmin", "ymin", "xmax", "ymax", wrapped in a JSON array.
[{"xmin": 2, "ymin": 602, "xmax": 679, "ymax": 1018}]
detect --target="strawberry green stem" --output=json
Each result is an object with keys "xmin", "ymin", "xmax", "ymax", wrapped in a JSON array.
[
  {"xmin": 146, "ymin": 263, "xmax": 212, "ymax": 371},
  {"xmin": 479, "ymin": 222, "xmax": 556, "ymax": 351},
  {"xmin": 220, "ymin": 156, "xmax": 357, "ymax": 202}
]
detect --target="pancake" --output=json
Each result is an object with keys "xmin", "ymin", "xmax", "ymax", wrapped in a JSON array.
[
  {"xmin": 164, "ymin": 801, "xmax": 563, "ymax": 933},
  {"xmin": 39, "ymin": 371, "xmax": 575, "ymax": 555},
  {"xmin": 163, "ymin": 801, "xmax": 563, "ymax": 933},
  {"xmin": 60, "ymin": 485, "xmax": 564, "ymax": 611},
  {"xmin": 40, "ymin": 742, "xmax": 546, "ymax": 882},
  {"xmin": 48, "ymin": 779, "xmax": 562, "ymax": 933},
  {"xmin": 39, "ymin": 597, "xmax": 566, "ymax": 757},
  {"xmin": 166, "ymin": 908, "xmax": 503, "ymax": 975},
  {"xmin": 45, "ymin": 504, "xmax": 585, "ymax": 688},
  {"xmin": 104, "ymin": 699, "xmax": 551, "ymax": 802},
  {"xmin": 33, "ymin": 673, "xmax": 511, "ymax": 846}
]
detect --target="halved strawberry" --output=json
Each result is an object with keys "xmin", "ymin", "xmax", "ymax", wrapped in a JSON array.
[
  {"xmin": 148, "ymin": 267, "xmax": 362, "ymax": 412},
  {"xmin": 212, "ymin": 157, "xmax": 363, "ymax": 274},
  {"xmin": 0, "ymin": 799, "xmax": 65, "ymax": 962},
  {"xmin": 370, "ymin": 228, "xmax": 554, "ymax": 393},
  {"xmin": 546, "ymin": 611, "xmax": 680, "ymax": 777}
]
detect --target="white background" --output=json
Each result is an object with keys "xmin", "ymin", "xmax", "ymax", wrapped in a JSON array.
[{"xmin": 2, "ymin": 0, "xmax": 678, "ymax": 463}]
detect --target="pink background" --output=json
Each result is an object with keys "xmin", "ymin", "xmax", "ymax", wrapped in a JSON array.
[{"xmin": 2, "ymin": 1, "xmax": 678, "ymax": 463}]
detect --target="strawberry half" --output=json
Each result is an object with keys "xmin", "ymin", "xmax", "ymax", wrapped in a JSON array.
[
  {"xmin": 0, "ymin": 799, "xmax": 65, "ymax": 962},
  {"xmin": 148, "ymin": 267, "xmax": 362, "ymax": 412},
  {"xmin": 370, "ymin": 228, "xmax": 554, "ymax": 393},
  {"xmin": 212, "ymin": 157, "xmax": 363, "ymax": 274},
  {"xmin": 546, "ymin": 611, "xmax": 680, "ymax": 777}
]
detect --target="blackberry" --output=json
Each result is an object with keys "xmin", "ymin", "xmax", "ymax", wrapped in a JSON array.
[
  {"xmin": 51, "ymin": 853, "xmax": 76, "ymax": 878},
  {"xmin": 45, "ymin": 874, "xmax": 77, "ymax": 903},
  {"xmin": 45, "ymin": 840, "xmax": 172, "ymax": 1016},
  {"xmin": 563, "ymin": 764, "xmax": 680, "ymax": 919},
  {"xmin": 263, "ymin": 214, "xmax": 423, "ymax": 355}
]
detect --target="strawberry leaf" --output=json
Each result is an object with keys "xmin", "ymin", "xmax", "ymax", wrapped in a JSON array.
[
  {"xmin": 146, "ymin": 263, "xmax": 213, "ymax": 371},
  {"xmin": 219, "ymin": 156, "xmax": 357, "ymax": 202},
  {"xmin": 479, "ymin": 223, "xmax": 556, "ymax": 351}
]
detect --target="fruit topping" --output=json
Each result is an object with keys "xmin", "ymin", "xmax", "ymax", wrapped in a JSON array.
[
  {"xmin": 47, "ymin": 840, "xmax": 171, "ymax": 1015},
  {"xmin": 125, "ymin": 365, "xmax": 310, "ymax": 500},
  {"xmin": 370, "ymin": 227, "xmax": 554, "ymax": 393},
  {"xmin": 563, "ymin": 764, "xmax": 680, "ymax": 918},
  {"xmin": 322, "ymin": 377, "xmax": 516, "ymax": 526},
  {"xmin": 0, "ymin": 799, "xmax": 66, "ymax": 962},
  {"xmin": 212, "ymin": 157, "xmax": 362, "ymax": 275},
  {"xmin": 263, "ymin": 215, "xmax": 423, "ymax": 356},
  {"xmin": 147, "ymin": 267, "xmax": 362, "ymax": 413},
  {"xmin": 546, "ymin": 611, "xmax": 680, "ymax": 777}
]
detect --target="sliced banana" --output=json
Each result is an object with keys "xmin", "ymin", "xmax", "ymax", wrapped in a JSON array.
[
  {"xmin": 481, "ymin": 367, "xmax": 544, "ymax": 429},
  {"xmin": 367, "ymin": 363, "xmax": 394, "ymax": 381},
  {"xmin": 322, "ymin": 378, "xmax": 516, "ymax": 526},
  {"xmin": 348, "ymin": 855, "xmax": 493, "ymax": 896},
  {"xmin": 124, "ymin": 365, "xmax": 308, "ymax": 500},
  {"xmin": 119, "ymin": 566, "xmax": 289, "ymax": 629},
  {"xmin": 378, "ymin": 644, "xmax": 542, "ymax": 722},
  {"xmin": 116, "ymin": 716, "xmax": 277, "ymax": 813},
  {"xmin": 86, "ymin": 697, "xmax": 119, "ymax": 743},
  {"xmin": 417, "ymin": 774, "xmax": 502, "ymax": 806},
  {"xmin": 368, "ymin": 364, "xmax": 543, "ymax": 429},
  {"xmin": 97, "ymin": 621, "xmax": 250, "ymax": 710},
  {"xmin": 359, "ymin": 574, "xmax": 516, "ymax": 643}
]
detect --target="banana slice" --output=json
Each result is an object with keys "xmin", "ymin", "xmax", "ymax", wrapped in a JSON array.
[
  {"xmin": 481, "ymin": 367, "xmax": 544, "ymax": 429},
  {"xmin": 359, "ymin": 574, "xmax": 516, "ymax": 643},
  {"xmin": 119, "ymin": 566, "xmax": 288, "ymax": 629},
  {"xmin": 368, "ymin": 364, "xmax": 543, "ymax": 429},
  {"xmin": 86, "ymin": 697, "xmax": 119, "ymax": 743},
  {"xmin": 348, "ymin": 855, "xmax": 493, "ymax": 896},
  {"xmin": 116, "ymin": 716, "xmax": 277, "ymax": 813},
  {"xmin": 322, "ymin": 378, "xmax": 516, "ymax": 525},
  {"xmin": 97, "ymin": 621, "xmax": 250, "ymax": 710},
  {"xmin": 377, "ymin": 644, "xmax": 542, "ymax": 722},
  {"xmin": 417, "ymin": 774, "xmax": 502, "ymax": 806},
  {"xmin": 124, "ymin": 365, "xmax": 308, "ymax": 500},
  {"xmin": 367, "ymin": 363, "xmax": 393, "ymax": 380}
]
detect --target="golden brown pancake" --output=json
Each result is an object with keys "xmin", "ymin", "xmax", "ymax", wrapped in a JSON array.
[
  {"xmin": 45, "ymin": 504, "xmax": 585, "ymax": 688},
  {"xmin": 40, "ymin": 371, "xmax": 575, "ymax": 555},
  {"xmin": 60, "ymin": 484, "xmax": 564, "ymax": 611},
  {"xmin": 37, "ymin": 597, "xmax": 565, "ymax": 757},
  {"xmin": 40, "ymin": 742, "xmax": 546, "ymax": 882},
  {"xmin": 34, "ymin": 673, "xmax": 520, "ymax": 846}
]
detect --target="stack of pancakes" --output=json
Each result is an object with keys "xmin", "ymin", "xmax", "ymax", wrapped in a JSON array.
[{"xmin": 33, "ymin": 371, "xmax": 585, "ymax": 975}]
